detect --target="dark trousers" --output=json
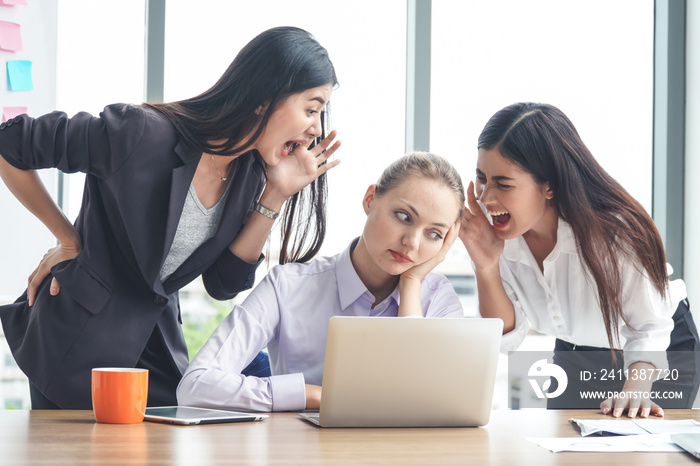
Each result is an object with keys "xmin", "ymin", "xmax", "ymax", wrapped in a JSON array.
[
  {"xmin": 548, "ymin": 299, "xmax": 700, "ymax": 409},
  {"xmin": 30, "ymin": 327, "xmax": 271, "ymax": 410}
]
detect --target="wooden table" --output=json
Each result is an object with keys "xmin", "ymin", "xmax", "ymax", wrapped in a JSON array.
[{"xmin": 0, "ymin": 409, "xmax": 698, "ymax": 465}]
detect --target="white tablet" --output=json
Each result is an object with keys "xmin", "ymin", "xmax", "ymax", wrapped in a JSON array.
[{"xmin": 144, "ymin": 406, "xmax": 268, "ymax": 425}]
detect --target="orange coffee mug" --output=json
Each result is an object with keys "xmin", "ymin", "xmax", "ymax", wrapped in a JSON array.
[{"xmin": 91, "ymin": 368, "xmax": 149, "ymax": 424}]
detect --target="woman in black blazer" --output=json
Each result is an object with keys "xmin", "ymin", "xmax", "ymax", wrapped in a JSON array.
[{"xmin": 0, "ymin": 27, "xmax": 341, "ymax": 409}]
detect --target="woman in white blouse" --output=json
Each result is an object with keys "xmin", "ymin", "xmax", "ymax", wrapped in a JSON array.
[{"xmin": 460, "ymin": 102, "xmax": 699, "ymax": 418}]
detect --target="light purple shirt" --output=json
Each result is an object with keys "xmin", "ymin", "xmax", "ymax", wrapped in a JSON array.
[{"xmin": 177, "ymin": 239, "xmax": 463, "ymax": 412}]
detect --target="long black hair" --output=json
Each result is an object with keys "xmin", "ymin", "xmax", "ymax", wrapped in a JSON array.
[
  {"xmin": 478, "ymin": 102, "xmax": 667, "ymax": 350},
  {"xmin": 147, "ymin": 26, "xmax": 338, "ymax": 264}
]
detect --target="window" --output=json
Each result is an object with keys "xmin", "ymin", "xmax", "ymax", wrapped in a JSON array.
[
  {"xmin": 431, "ymin": 0, "xmax": 654, "ymax": 211},
  {"xmin": 56, "ymin": 0, "xmax": 146, "ymax": 220},
  {"xmin": 4, "ymin": 354, "xmax": 17, "ymax": 368}
]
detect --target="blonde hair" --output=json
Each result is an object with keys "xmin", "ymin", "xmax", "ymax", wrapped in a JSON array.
[{"xmin": 374, "ymin": 151, "xmax": 465, "ymax": 221}]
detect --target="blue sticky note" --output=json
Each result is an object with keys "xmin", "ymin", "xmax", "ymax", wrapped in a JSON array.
[{"xmin": 7, "ymin": 59, "xmax": 32, "ymax": 91}]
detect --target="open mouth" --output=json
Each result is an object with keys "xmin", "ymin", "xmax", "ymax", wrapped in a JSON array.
[
  {"xmin": 283, "ymin": 142, "xmax": 300, "ymax": 156},
  {"xmin": 490, "ymin": 211, "xmax": 511, "ymax": 228}
]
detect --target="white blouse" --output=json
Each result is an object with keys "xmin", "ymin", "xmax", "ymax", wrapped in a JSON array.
[{"xmin": 492, "ymin": 219, "xmax": 684, "ymax": 370}]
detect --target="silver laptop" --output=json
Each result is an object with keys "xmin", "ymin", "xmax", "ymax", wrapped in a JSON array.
[
  {"xmin": 299, "ymin": 316, "xmax": 503, "ymax": 427},
  {"xmin": 672, "ymin": 433, "xmax": 700, "ymax": 459}
]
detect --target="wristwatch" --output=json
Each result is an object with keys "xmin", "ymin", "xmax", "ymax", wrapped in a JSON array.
[{"xmin": 254, "ymin": 202, "xmax": 279, "ymax": 220}]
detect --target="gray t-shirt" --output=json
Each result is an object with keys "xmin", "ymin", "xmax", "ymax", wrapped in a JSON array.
[{"xmin": 159, "ymin": 177, "xmax": 233, "ymax": 282}]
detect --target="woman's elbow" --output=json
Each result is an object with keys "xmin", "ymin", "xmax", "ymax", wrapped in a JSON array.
[{"xmin": 176, "ymin": 370, "xmax": 203, "ymax": 407}]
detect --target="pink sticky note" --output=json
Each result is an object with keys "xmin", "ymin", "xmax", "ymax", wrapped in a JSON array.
[
  {"xmin": 3, "ymin": 106, "xmax": 26, "ymax": 121},
  {"xmin": 0, "ymin": 0, "xmax": 28, "ymax": 6},
  {"xmin": 0, "ymin": 21, "xmax": 22, "ymax": 52}
]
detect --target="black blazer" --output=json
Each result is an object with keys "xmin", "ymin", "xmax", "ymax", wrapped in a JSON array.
[{"xmin": 0, "ymin": 104, "xmax": 265, "ymax": 408}]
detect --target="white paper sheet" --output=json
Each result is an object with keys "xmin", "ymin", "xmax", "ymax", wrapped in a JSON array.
[
  {"xmin": 528, "ymin": 433, "xmax": 683, "ymax": 453},
  {"xmin": 573, "ymin": 418, "xmax": 700, "ymax": 436}
]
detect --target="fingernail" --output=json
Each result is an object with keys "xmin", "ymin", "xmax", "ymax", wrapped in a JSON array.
[{"xmin": 613, "ymin": 409, "xmax": 622, "ymax": 417}]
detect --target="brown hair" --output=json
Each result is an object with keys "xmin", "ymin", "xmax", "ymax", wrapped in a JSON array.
[{"xmin": 375, "ymin": 151, "xmax": 465, "ymax": 222}]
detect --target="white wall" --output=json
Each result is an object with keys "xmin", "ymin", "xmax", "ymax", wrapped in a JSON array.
[
  {"xmin": 0, "ymin": 2, "xmax": 58, "ymax": 302},
  {"xmin": 685, "ymin": 1, "xmax": 700, "ymax": 311}
]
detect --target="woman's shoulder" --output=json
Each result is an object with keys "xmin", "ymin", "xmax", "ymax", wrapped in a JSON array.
[
  {"xmin": 259, "ymin": 253, "xmax": 341, "ymax": 293},
  {"xmin": 90, "ymin": 104, "xmax": 151, "ymax": 162},
  {"xmin": 101, "ymin": 103, "xmax": 183, "ymax": 151},
  {"xmin": 420, "ymin": 271, "xmax": 456, "ymax": 292},
  {"xmin": 98, "ymin": 103, "xmax": 146, "ymax": 126},
  {"xmin": 100, "ymin": 103, "xmax": 177, "ymax": 131},
  {"xmin": 275, "ymin": 252, "xmax": 340, "ymax": 278},
  {"xmin": 254, "ymin": 255, "xmax": 339, "ymax": 300}
]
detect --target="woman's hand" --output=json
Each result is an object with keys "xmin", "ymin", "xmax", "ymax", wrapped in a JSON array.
[
  {"xmin": 397, "ymin": 222, "xmax": 460, "ymax": 317},
  {"xmin": 264, "ymin": 131, "xmax": 341, "ymax": 205},
  {"xmin": 27, "ymin": 236, "xmax": 82, "ymax": 306},
  {"xmin": 228, "ymin": 132, "xmax": 340, "ymax": 263},
  {"xmin": 305, "ymin": 384, "xmax": 322, "ymax": 410},
  {"xmin": 0, "ymin": 156, "xmax": 84, "ymax": 305},
  {"xmin": 401, "ymin": 221, "xmax": 461, "ymax": 284},
  {"xmin": 458, "ymin": 181, "xmax": 504, "ymax": 271},
  {"xmin": 600, "ymin": 362, "xmax": 664, "ymax": 418}
]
